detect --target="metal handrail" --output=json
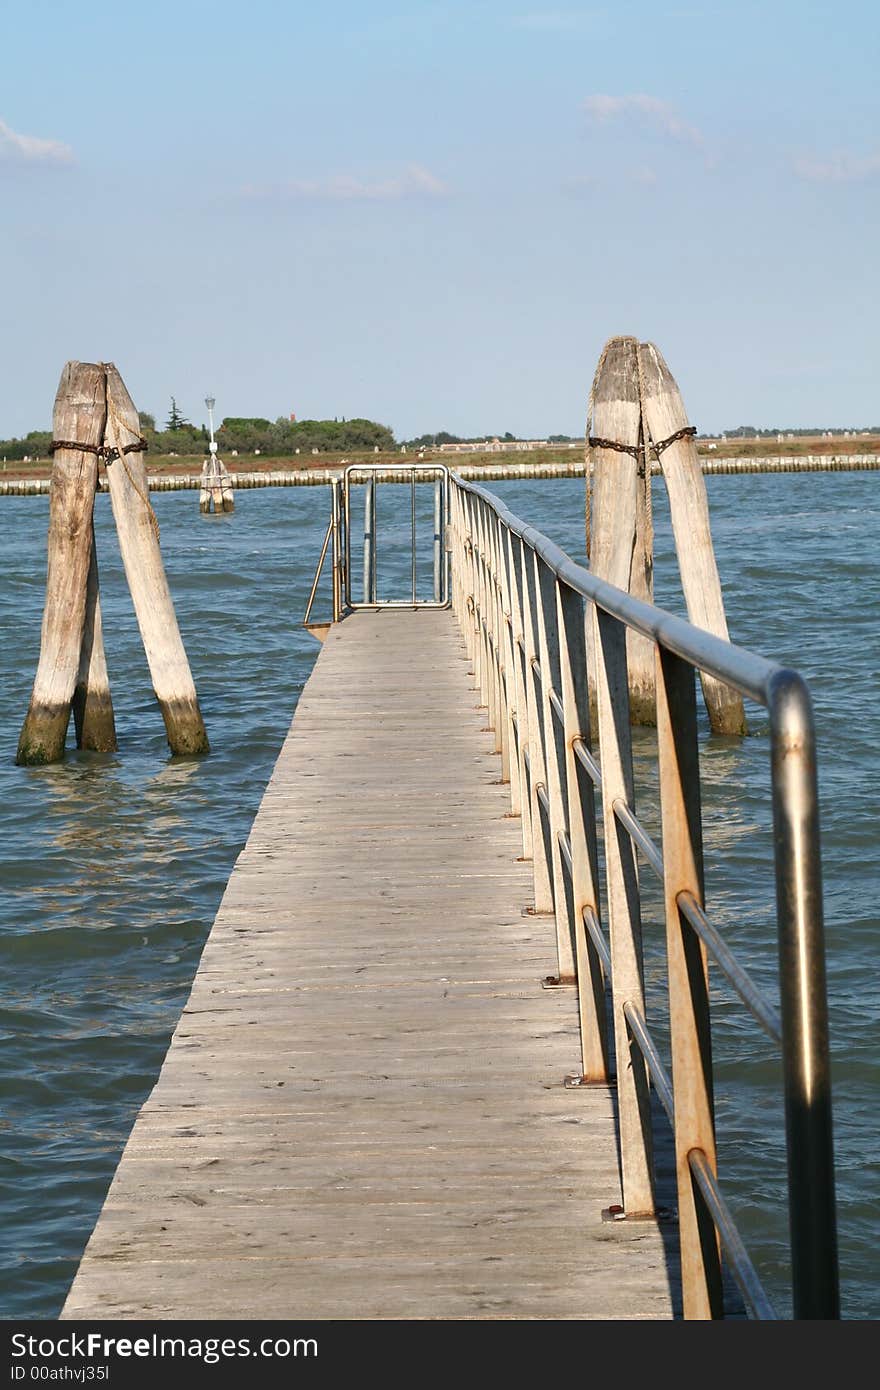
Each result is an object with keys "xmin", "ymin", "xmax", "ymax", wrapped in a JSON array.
[
  {"xmin": 447, "ymin": 471, "xmax": 838, "ymax": 1321},
  {"xmin": 612, "ymin": 798, "xmax": 664, "ymax": 879}
]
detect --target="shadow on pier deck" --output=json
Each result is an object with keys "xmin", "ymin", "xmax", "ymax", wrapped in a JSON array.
[{"xmin": 60, "ymin": 610, "xmax": 681, "ymax": 1321}]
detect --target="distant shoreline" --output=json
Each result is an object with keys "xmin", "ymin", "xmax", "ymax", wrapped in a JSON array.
[
  {"xmin": 2, "ymin": 449, "xmax": 880, "ymax": 497},
  {"xmin": 2, "ymin": 435, "xmax": 879, "ymax": 486}
]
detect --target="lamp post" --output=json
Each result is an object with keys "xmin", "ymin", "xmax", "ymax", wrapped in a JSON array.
[
  {"xmin": 199, "ymin": 394, "xmax": 234, "ymax": 514},
  {"xmin": 205, "ymin": 395, "xmax": 217, "ymax": 456}
]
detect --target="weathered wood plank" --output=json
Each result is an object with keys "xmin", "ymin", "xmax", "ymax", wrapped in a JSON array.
[{"xmin": 61, "ymin": 609, "xmax": 679, "ymax": 1321}]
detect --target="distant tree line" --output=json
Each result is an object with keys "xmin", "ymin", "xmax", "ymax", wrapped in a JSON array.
[
  {"xmin": 703, "ymin": 425, "xmax": 880, "ymax": 438},
  {"xmin": 3, "ymin": 409, "xmax": 879, "ymax": 462},
  {"xmin": 0, "ymin": 407, "xmax": 397, "ymax": 462}
]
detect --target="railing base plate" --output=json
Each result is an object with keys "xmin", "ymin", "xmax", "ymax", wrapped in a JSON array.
[{"xmin": 601, "ymin": 1205, "xmax": 676, "ymax": 1224}]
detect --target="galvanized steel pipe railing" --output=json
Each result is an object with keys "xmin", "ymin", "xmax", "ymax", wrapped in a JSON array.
[
  {"xmin": 342, "ymin": 463, "xmax": 450, "ymax": 611},
  {"xmin": 446, "ymin": 473, "xmax": 839, "ymax": 1321}
]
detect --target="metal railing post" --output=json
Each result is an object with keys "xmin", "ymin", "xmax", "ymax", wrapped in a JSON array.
[
  {"xmin": 488, "ymin": 511, "xmax": 509, "ymax": 766},
  {"xmin": 557, "ymin": 579, "xmax": 608, "ymax": 1080},
  {"xmin": 592, "ymin": 603, "xmax": 654, "ymax": 1214},
  {"xmin": 461, "ymin": 492, "xmax": 479, "ymax": 676},
  {"xmin": 481, "ymin": 504, "xmax": 500, "ymax": 747},
  {"xmin": 363, "ymin": 477, "xmax": 376, "ymax": 604},
  {"xmin": 495, "ymin": 511, "xmax": 520, "ymax": 804},
  {"xmin": 410, "ymin": 470, "xmax": 417, "ymax": 604},
  {"xmin": 534, "ymin": 553, "xmax": 576, "ymax": 984},
  {"xmin": 505, "ymin": 525, "xmax": 532, "ymax": 855},
  {"xmin": 331, "ymin": 479, "xmax": 342, "ymax": 622},
  {"xmin": 433, "ymin": 478, "xmax": 443, "ymax": 604},
  {"xmin": 474, "ymin": 500, "xmax": 491, "ymax": 711},
  {"xmin": 768, "ymin": 671, "xmax": 839, "ymax": 1320},
  {"xmin": 519, "ymin": 536, "xmax": 553, "ymax": 912}
]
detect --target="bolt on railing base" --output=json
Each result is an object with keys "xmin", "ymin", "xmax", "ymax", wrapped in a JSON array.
[
  {"xmin": 602, "ymin": 1204, "xmax": 676, "ymax": 1224},
  {"xmin": 563, "ymin": 1074, "xmax": 609, "ymax": 1089},
  {"xmin": 541, "ymin": 974, "xmax": 577, "ymax": 989}
]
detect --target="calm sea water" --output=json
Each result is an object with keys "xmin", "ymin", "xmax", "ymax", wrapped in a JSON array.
[{"xmin": 0, "ymin": 473, "xmax": 876, "ymax": 1321}]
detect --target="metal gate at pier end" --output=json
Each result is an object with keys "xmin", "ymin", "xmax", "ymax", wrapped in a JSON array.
[
  {"xmin": 343, "ymin": 463, "xmax": 450, "ymax": 610},
  {"xmin": 302, "ymin": 463, "xmax": 451, "ymax": 639}
]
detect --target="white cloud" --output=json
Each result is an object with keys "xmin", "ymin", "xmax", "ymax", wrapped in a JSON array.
[
  {"xmin": 793, "ymin": 150, "xmax": 880, "ymax": 183},
  {"xmin": 241, "ymin": 165, "xmax": 448, "ymax": 202},
  {"xmin": 582, "ymin": 93, "xmax": 705, "ymax": 149},
  {"xmin": 0, "ymin": 118, "xmax": 73, "ymax": 165}
]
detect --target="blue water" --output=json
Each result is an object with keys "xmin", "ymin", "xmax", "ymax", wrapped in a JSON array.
[{"xmin": 0, "ymin": 473, "xmax": 876, "ymax": 1320}]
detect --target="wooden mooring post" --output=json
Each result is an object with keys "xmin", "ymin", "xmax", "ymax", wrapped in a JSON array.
[
  {"xmin": 587, "ymin": 336, "xmax": 747, "ymax": 736},
  {"xmin": 16, "ymin": 361, "xmax": 209, "ymax": 765},
  {"xmin": 199, "ymin": 396, "xmax": 234, "ymax": 514},
  {"xmin": 198, "ymin": 449, "xmax": 234, "ymax": 514}
]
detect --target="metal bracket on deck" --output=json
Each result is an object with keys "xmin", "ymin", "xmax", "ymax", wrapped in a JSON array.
[
  {"xmin": 601, "ymin": 1204, "xmax": 676, "ymax": 1224},
  {"xmin": 563, "ymin": 1073, "xmax": 607, "ymax": 1089}
]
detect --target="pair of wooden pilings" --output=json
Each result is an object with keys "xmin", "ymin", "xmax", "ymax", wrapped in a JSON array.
[
  {"xmin": 588, "ymin": 337, "xmax": 747, "ymax": 736},
  {"xmin": 199, "ymin": 450, "xmax": 234, "ymax": 514},
  {"xmin": 16, "ymin": 361, "xmax": 209, "ymax": 765}
]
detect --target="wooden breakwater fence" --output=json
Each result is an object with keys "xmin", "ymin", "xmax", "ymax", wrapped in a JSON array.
[
  {"xmin": 2, "ymin": 452, "xmax": 879, "ymax": 497},
  {"xmin": 25, "ymin": 340, "xmax": 838, "ymax": 1320}
]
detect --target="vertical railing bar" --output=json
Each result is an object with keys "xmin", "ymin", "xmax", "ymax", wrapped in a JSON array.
[
  {"xmin": 433, "ymin": 477, "xmax": 442, "ymax": 603},
  {"xmin": 592, "ymin": 603, "xmax": 654, "ymax": 1215},
  {"xmin": 655, "ymin": 642, "xmax": 723, "ymax": 1318},
  {"xmin": 471, "ymin": 493, "xmax": 482, "ymax": 686},
  {"xmin": 464, "ymin": 492, "xmax": 480, "ymax": 685},
  {"xmin": 557, "ymin": 579, "xmax": 609, "ymax": 1080},
  {"xmin": 363, "ymin": 477, "xmax": 375, "ymax": 605},
  {"xmin": 371, "ymin": 476, "xmax": 378, "ymax": 603},
  {"xmin": 534, "ymin": 552, "xmax": 576, "ymax": 984},
  {"xmin": 331, "ymin": 479, "xmax": 342, "ymax": 622},
  {"xmin": 496, "ymin": 511, "xmax": 520, "ymax": 805},
  {"xmin": 482, "ymin": 504, "xmax": 498, "ymax": 730},
  {"xmin": 768, "ymin": 671, "xmax": 839, "ymax": 1320},
  {"xmin": 506, "ymin": 524, "xmax": 531, "ymax": 853},
  {"xmin": 482, "ymin": 503, "xmax": 498, "ymax": 736},
  {"xmin": 340, "ymin": 472, "xmax": 350, "ymax": 610},
  {"xmin": 411, "ymin": 469, "xmax": 417, "ymax": 604},
  {"xmin": 520, "ymin": 537, "xmax": 553, "ymax": 915},
  {"xmin": 491, "ymin": 512, "xmax": 505, "ymax": 757},
  {"xmin": 472, "ymin": 497, "xmax": 486, "ymax": 703}
]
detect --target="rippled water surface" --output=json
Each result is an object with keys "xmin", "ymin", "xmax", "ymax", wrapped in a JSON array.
[{"xmin": 0, "ymin": 473, "xmax": 876, "ymax": 1320}]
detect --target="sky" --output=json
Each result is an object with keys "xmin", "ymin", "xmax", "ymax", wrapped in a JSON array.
[{"xmin": 1, "ymin": 0, "xmax": 878, "ymax": 441}]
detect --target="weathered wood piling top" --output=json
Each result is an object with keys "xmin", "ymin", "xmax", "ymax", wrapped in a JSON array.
[{"xmin": 60, "ymin": 609, "xmax": 679, "ymax": 1321}]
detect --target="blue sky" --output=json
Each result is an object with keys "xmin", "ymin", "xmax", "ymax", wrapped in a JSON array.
[{"xmin": 2, "ymin": 0, "xmax": 877, "ymax": 440}]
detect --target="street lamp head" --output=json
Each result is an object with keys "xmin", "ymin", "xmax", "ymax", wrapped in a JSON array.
[{"xmin": 205, "ymin": 395, "xmax": 215, "ymax": 411}]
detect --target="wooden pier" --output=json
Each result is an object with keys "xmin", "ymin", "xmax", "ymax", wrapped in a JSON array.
[{"xmin": 60, "ymin": 609, "xmax": 679, "ymax": 1321}]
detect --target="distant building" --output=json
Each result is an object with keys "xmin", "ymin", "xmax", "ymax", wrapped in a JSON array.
[{"xmin": 437, "ymin": 438, "xmax": 551, "ymax": 454}]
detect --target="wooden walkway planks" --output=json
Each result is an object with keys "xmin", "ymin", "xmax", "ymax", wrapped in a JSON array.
[{"xmin": 60, "ymin": 608, "xmax": 679, "ymax": 1321}]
